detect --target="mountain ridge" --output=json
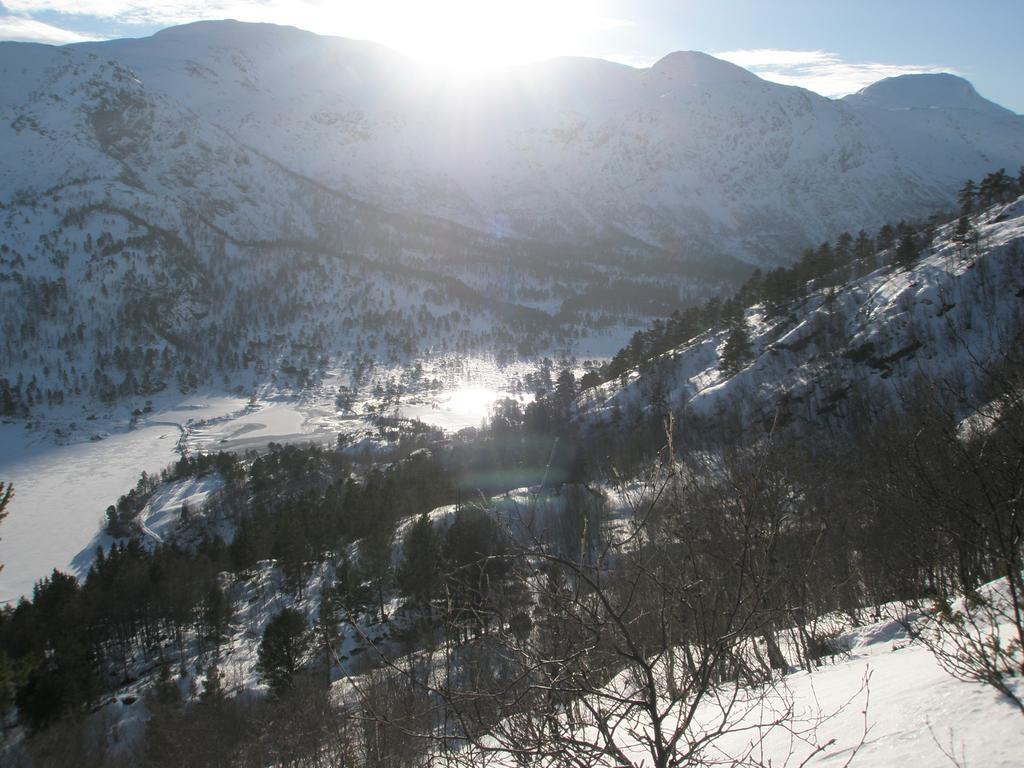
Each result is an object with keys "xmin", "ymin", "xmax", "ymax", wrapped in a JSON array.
[{"xmin": 3, "ymin": 19, "xmax": 1017, "ymax": 266}]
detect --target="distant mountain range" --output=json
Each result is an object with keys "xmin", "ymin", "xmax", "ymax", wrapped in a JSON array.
[{"xmin": 3, "ymin": 19, "xmax": 1023, "ymax": 267}]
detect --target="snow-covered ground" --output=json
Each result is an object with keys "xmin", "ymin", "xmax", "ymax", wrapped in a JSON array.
[
  {"xmin": 450, "ymin": 605, "xmax": 1023, "ymax": 767},
  {"xmin": 585, "ymin": 197, "xmax": 1024, "ymax": 429},
  {"xmin": 703, "ymin": 620, "xmax": 1024, "ymax": 766},
  {"xmin": 136, "ymin": 474, "xmax": 224, "ymax": 546}
]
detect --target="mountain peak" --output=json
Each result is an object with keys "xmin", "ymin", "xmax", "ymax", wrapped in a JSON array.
[
  {"xmin": 647, "ymin": 50, "xmax": 760, "ymax": 87},
  {"xmin": 844, "ymin": 72, "xmax": 1009, "ymax": 113}
]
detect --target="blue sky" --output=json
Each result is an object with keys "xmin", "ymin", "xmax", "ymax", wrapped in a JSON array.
[{"xmin": 1, "ymin": 0, "xmax": 1021, "ymax": 112}]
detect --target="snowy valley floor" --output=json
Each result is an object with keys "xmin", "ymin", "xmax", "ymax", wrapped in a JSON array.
[{"xmin": 0, "ymin": 354, "xmax": 541, "ymax": 603}]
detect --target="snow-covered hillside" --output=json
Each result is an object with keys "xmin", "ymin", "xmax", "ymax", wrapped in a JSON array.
[{"xmin": 583, "ymin": 197, "xmax": 1024, "ymax": 432}]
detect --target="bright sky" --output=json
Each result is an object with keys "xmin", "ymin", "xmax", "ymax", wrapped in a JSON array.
[{"xmin": 1, "ymin": 0, "xmax": 1021, "ymax": 112}]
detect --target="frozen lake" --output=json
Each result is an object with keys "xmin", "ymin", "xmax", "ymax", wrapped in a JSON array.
[
  {"xmin": 0, "ymin": 357, "xmax": 537, "ymax": 602},
  {"xmin": 0, "ymin": 421, "xmax": 180, "ymax": 602}
]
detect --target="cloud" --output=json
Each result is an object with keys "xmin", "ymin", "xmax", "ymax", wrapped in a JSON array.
[
  {"xmin": 1, "ymin": 1, "xmax": 296, "ymax": 29},
  {"xmin": 2, "ymin": 1, "xmax": 636, "ymax": 30},
  {"xmin": 0, "ymin": 12, "xmax": 98, "ymax": 43},
  {"xmin": 714, "ymin": 48, "xmax": 956, "ymax": 97}
]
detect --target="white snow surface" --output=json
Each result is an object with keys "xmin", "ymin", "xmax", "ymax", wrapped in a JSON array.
[
  {"xmin": 450, "ymin": 596, "xmax": 1024, "ymax": 767},
  {"xmin": 0, "ymin": 420, "xmax": 178, "ymax": 602},
  {"xmin": 136, "ymin": 473, "xmax": 223, "ymax": 546}
]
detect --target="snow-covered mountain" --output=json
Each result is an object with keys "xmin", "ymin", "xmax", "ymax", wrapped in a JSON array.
[{"xmin": 4, "ymin": 20, "xmax": 1023, "ymax": 265}]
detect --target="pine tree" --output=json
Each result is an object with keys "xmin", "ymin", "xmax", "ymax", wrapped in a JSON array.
[
  {"xmin": 0, "ymin": 482, "xmax": 10, "ymax": 573},
  {"xmin": 203, "ymin": 584, "xmax": 231, "ymax": 645},
  {"xmin": 257, "ymin": 608, "xmax": 313, "ymax": 695},
  {"xmin": 397, "ymin": 512, "xmax": 443, "ymax": 623},
  {"xmin": 953, "ymin": 215, "xmax": 977, "ymax": 254},
  {"xmin": 200, "ymin": 664, "xmax": 224, "ymax": 701},
  {"xmin": 359, "ymin": 524, "xmax": 394, "ymax": 624},
  {"xmin": 834, "ymin": 232, "xmax": 853, "ymax": 277},
  {"xmin": 895, "ymin": 228, "xmax": 920, "ymax": 269},
  {"xmin": 553, "ymin": 368, "xmax": 578, "ymax": 421},
  {"xmin": 720, "ymin": 313, "xmax": 753, "ymax": 378},
  {"xmin": 876, "ymin": 223, "xmax": 896, "ymax": 252},
  {"xmin": 979, "ymin": 168, "xmax": 1013, "ymax": 205},
  {"xmin": 957, "ymin": 179, "xmax": 977, "ymax": 215},
  {"xmin": 317, "ymin": 583, "xmax": 340, "ymax": 675},
  {"xmin": 853, "ymin": 230, "xmax": 875, "ymax": 270}
]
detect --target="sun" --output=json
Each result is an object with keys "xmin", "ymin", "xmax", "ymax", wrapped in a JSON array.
[{"xmin": 318, "ymin": 0, "xmax": 614, "ymax": 75}]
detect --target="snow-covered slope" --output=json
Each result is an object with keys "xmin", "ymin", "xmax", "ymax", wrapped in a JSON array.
[{"xmin": 583, "ymin": 197, "xmax": 1024, "ymax": 431}]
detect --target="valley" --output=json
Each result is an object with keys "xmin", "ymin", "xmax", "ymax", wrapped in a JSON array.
[{"xmin": 0, "ymin": 351, "xmax": 560, "ymax": 602}]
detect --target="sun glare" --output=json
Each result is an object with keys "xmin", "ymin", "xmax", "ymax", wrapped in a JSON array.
[{"xmin": 319, "ymin": 0, "xmax": 616, "ymax": 75}]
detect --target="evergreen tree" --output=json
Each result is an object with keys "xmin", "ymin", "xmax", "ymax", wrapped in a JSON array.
[
  {"xmin": 979, "ymin": 168, "xmax": 1013, "ymax": 205},
  {"xmin": 359, "ymin": 524, "xmax": 394, "ymax": 624},
  {"xmin": 0, "ymin": 482, "xmax": 11, "ymax": 572},
  {"xmin": 317, "ymin": 582, "xmax": 340, "ymax": 675},
  {"xmin": 834, "ymin": 232, "xmax": 853, "ymax": 277},
  {"xmin": 202, "ymin": 583, "xmax": 232, "ymax": 645},
  {"xmin": 150, "ymin": 662, "xmax": 181, "ymax": 707},
  {"xmin": 853, "ymin": 230, "xmax": 875, "ymax": 269},
  {"xmin": 200, "ymin": 664, "xmax": 224, "ymax": 701},
  {"xmin": 876, "ymin": 223, "xmax": 896, "ymax": 252},
  {"xmin": 553, "ymin": 368, "xmax": 578, "ymax": 422},
  {"xmin": 895, "ymin": 227, "xmax": 920, "ymax": 269},
  {"xmin": 396, "ymin": 512, "xmax": 443, "ymax": 623},
  {"xmin": 335, "ymin": 555, "xmax": 369, "ymax": 617},
  {"xmin": 957, "ymin": 179, "xmax": 977, "ymax": 215},
  {"xmin": 720, "ymin": 312, "xmax": 753, "ymax": 378},
  {"xmin": 257, "ymin": 608, "xmax": 313, "ymax": 695},
  {"xmin": 953, "ymin": 215, "xmax": 978, "ymax": 254}
]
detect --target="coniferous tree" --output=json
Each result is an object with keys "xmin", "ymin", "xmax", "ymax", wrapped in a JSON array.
[
  {"xmin": 360, "ymin": 524, "xmax": 394, "ymax": 624},
  {"xmin": 397, "ymin": 512, "xmax": 443, "ymax": 624},
  {"xmin": 257, "ymin": 608, "xmax": 313, "ymax": 695},
  {"xmin": 980, "ymin": 168, "xmax": 1013, "ymax": 205},
  {"xmin": 0, "ymin": 482, "xmax": 11, "ymax": 572},
  {"xmin": 958, "ymin": 179, "xmax": 977, "ymax": 215},
  {"xmin": 720, "ymin": 311, "xmax": 753, "ymax": 378},
  {"xmin": 200, "ymin": 664, "xmax": 224, "ymax": 701},
  {"xmin": 853, "ymin": 230, "xmax": 875, "ymax": 273},
  {"xmin": 895, "ymin": 227, "xmax": 920, "ymax": 269},
  {"xmin": 317, "ymin": 582, "xmax": 340, "ymax": 675},
  {"xmin": 953, "ymin": 215, "xmax": 978, "ymax": 254},
  {"xmin": 553, "ymin": 368, "xmax": 578, "ymax": 423},
  {"xmin": 876, "ymin": 223, "xmax": 897, "ymax": 252},
  {"xmin": 335, "ymin": 554, "xmax": 369, "ymax": 617}
]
